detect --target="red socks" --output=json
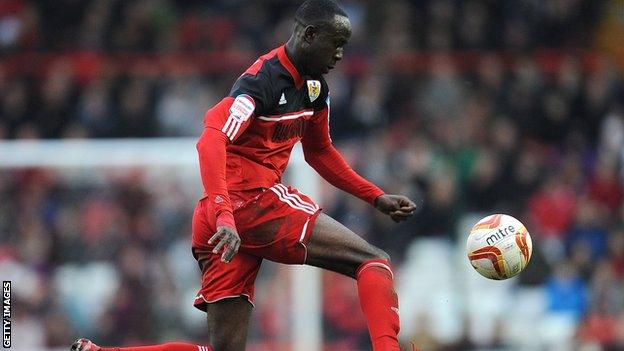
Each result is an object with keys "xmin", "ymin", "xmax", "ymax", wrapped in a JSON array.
[
  {"xmin": 356, "ymin": 259, "xmax": 401, "ymax": 351},
  {"xmin": 101, "ymin": 343, "xmax": 211, "ymax": 351}
]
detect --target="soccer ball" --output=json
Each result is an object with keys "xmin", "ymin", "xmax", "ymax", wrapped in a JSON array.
[{"xmin": 466, "ymin": 214, "xmax": 532, "ymax": 280}]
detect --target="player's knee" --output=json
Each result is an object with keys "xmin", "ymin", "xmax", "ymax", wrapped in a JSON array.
[
  {"xmin": 348, "ymin": 247, "xmax": 391, "ymax": 279},
  {"xmin": 356, "ymin": 246, "xmax": 391, "ymax": 267},
  {"xmin": 375, "ymin": 249, "xmax": 391, "ymax": 263},
  {"xmin": 370, "ymin": 248, "xmax": 390, "ymax": 262}
]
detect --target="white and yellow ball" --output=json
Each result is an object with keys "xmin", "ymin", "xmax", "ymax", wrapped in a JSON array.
[{"xmin": 466, "ymin": 214, "xmax": 532, "ymax": 280}]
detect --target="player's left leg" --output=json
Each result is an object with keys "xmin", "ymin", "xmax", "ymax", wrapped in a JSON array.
[{"xmin": 305, "ymin": 213, "xmax": 400, "ymax": 351}]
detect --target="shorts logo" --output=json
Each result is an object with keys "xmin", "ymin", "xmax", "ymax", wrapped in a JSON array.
[
  {"xmin": 229, "ymin": 94, "xmax": 255, "ymax": 123},
  {"xmin": 307, "ymin": 80, "xmax": 321, "ymax": 102}
]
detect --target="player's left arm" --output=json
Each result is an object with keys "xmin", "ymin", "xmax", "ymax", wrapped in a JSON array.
[{"xmin": 301, "ymin": 98, "xmax": 419, "ymax": 222}]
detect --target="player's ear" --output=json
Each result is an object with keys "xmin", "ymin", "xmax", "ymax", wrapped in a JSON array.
[{"xmin": 303, "ymin": 25, "xmax": 317, "ymax": 44}]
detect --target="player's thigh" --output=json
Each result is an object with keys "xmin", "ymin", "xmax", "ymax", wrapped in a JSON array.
[
  {"xmin": 205, "ymin": 297, "xmax": 253, "ymax": 351},
  {"xmin": 305, "ymin": 212, "xmax": 390, "ymax": 278},
  {"xmin": 235, "ymin": 184, "xmax": 319, "ymax": 265}
]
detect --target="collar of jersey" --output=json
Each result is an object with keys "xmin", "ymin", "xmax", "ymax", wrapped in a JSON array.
[{"xmin": 277, "ymin": 45, "xmax": 304, "ymax": 89}]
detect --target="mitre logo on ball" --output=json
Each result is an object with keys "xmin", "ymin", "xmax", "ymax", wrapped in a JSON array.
[{"xmin": 466, "ymin": 214, "xmax": 533, "ymax": 280}]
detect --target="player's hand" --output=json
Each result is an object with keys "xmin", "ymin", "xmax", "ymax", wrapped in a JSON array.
[
  {"xmin": 375, "ymin": 194, "xmax": 420, "ymax": 223},
  {"xmin": 209, "ymin": 226, "xmax": 241, "ymax": 263}
]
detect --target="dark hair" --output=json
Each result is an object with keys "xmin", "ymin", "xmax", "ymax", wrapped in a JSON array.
[{"xmin": 294, "ymin": 0, "xmax": 347, "ymax": 26}]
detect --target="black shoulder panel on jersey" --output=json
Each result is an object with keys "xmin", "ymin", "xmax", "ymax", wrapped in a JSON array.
[
  {"xmin": 229, "ymin": 55, "xmax": 303, "ymax": 116},
  {"xmin": 229, "ymin": 65, "xmax": 274, "ymax": 115}
]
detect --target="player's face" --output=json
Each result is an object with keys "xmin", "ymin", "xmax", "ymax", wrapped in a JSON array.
[{"xmin": 308, "ymin": 15, "xmax": 351, "ymax": 75}]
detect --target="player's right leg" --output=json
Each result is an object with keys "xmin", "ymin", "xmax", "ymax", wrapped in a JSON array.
[
  {"xmin": 192, "ymin": 196, "xmax": 262, "ymax": 351},
  {"xmin": 205, "ymin": 297, "xmax": 253, "ymax": 351},
  {"xmin": 70, "ymin": 196, "xmax": 258, "ymax": 351}
]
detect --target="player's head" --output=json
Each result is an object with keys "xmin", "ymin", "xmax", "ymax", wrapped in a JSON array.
[{"xmin": 292, "ymin": 0, "xmax": 351, "ymax": 75}]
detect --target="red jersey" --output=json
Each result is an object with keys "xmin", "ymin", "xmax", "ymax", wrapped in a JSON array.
[{"xmin": 196, "ymin": 45, "xmax": 384, "ymax": 230}]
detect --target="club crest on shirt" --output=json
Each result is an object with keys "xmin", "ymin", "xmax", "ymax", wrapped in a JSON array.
[
  {"xmin": 229, "ymin": 94, "xmax": 255, "ymax": 123},
  {"xmin": 307, "ymin": 80, "xmax": 321, "ymax": 102}
]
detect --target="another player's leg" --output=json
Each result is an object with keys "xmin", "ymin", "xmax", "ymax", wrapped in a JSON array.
[{"xmin": 305, "ymin": 213, "xmax": 400, "ymax": 351}]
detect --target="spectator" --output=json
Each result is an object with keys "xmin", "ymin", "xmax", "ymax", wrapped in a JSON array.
[{"xmin": 546, "ymin": 260, "xmax": 588, "ymax": 321}]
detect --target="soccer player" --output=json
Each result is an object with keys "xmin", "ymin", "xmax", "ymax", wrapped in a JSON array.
[{"xmin": 72, "ymin": 1, "xmax": 418, "ymax": 351}]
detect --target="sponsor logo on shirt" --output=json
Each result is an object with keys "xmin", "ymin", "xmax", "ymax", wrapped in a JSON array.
[{"xmin": 272, "ymin": 119, "xmax": 308, "ymax": 142}]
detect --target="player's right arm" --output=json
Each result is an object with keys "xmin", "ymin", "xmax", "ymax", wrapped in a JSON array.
[
  {"xmin": 196, "ymin": 69, "xmax": 272, "ymax": 262},
  {"xmin": 196, "ymin": 97, "xmax": 252, "ymax": 263}
]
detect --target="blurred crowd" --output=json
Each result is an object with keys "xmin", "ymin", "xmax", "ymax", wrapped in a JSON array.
[
  {"xmin": 0, "ymin": 0, "xmax": 616, "ymax": 139},
  {"xmin": 1, "ymin": 0, "xmax": 624, "ymax": 350}
]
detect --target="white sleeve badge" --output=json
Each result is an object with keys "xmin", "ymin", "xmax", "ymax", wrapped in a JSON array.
[
  {"xmin": 222, "ymin": 94, "xmax": 255, "ymax": 140},
  {"xmin": 229, "ymin": 94, "xmax": 255, "ymax": 122}
]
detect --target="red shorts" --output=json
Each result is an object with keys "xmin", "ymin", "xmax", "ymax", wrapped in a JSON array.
[{"xmin": 191, "ymin": 183, "xmax": 321, "ymax": 311}]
